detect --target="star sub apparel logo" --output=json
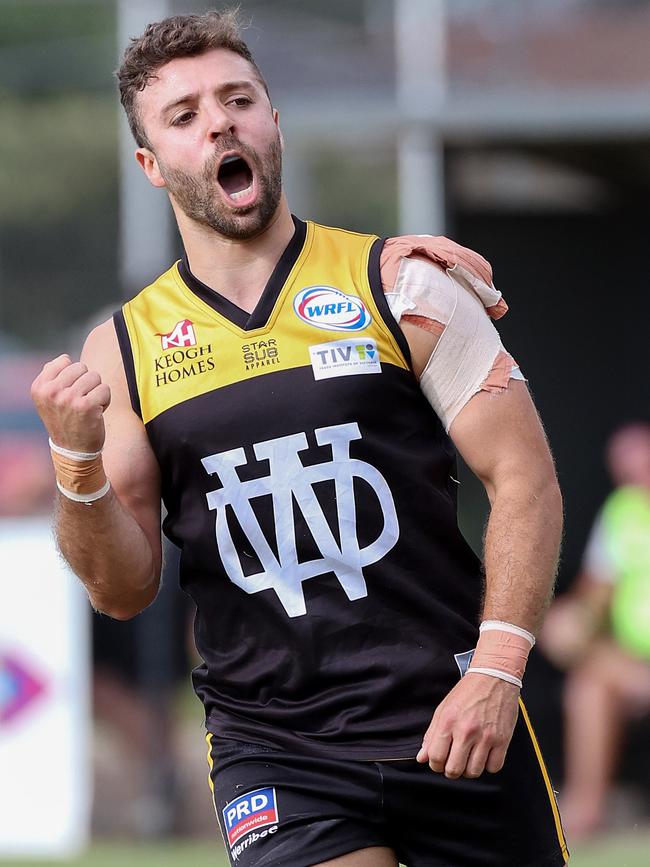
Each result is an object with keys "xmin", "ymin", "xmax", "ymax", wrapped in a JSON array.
[
  {"xmin": 242, "ymin": 338, "xmax": 280, "ymax": 371},
  {"xmin": 222, "ymin": 787, "xmax": 279, "ymax": 862},
  {"xmin": 201, "ymin": 422, "xmax": 399, "ymax": 618},
  {"xmin": 153, "ymin": 320, "xmax": 216, "ymax": 387}
]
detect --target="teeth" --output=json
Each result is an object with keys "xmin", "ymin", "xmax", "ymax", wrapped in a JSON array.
[{"xmin": 228, "ymin": 183, "xmax": 254, "ymax": 201}]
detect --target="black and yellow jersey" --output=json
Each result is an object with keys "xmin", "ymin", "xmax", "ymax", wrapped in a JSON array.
[{"xmin": 114, "ymin": 217, "xmax": 483, "ymax": 758}]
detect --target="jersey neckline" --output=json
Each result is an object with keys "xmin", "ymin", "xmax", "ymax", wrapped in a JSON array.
[{"xmin": 177, "ymin": 215, "xmax": 307, "ymax": 332}]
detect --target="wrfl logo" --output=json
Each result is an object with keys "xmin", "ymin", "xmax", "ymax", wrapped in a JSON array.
[{"xmin": 293, "ymin": 286, "xmax": 372, "ymax": 332}]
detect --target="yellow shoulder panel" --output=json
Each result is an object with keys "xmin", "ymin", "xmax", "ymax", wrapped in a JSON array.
[{"xmin": 121, "ymin": 222, "xmax": 409, "ymax": 425}]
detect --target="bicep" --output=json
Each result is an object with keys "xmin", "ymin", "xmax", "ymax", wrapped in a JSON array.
[
  {"xmin": 448, "ymin": 381, "xmax": 557, "ymax": 502},
  {"xmin": 81, "ymin": 320, "xmax": 162, "ymax": 571}
]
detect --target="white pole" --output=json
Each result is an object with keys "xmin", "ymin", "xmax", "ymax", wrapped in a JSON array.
[
  {"xmin": 117, "ymin": 0, "xmax": 172, "ymax": 297},
  {"xmin": 395, "ymin": 0, "xmax": 447, "ymax": 235}
]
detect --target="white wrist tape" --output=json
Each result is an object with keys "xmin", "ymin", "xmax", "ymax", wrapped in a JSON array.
[
  {"xmin": 49, "ymin": 438, "xmax": 102, "ymax": 461},
  {"xmin": 57, "ymin": 479, "xmax": 111, "ymax": 504},
  {"xmin": 480, "ymin": 620, "xmax": 535, "ymax": 647},
  {"xmin": 467, "ymin": 620, "xmax": 535, "ymax": 689},
  {"xmin": 50, "ymin": 438, "xmax": 109, "ymax": 504},
  {"xmin": 466, "ymin": 667, "xmax": 523, "ymax": 689}
]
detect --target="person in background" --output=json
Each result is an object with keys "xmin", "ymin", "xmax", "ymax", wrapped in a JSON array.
[{"xmin": 539, "ymin": 422, "xmax": 650, "ymax": 841}]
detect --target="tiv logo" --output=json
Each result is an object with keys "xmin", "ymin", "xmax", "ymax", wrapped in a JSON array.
[
  {"xmin": 310, "ymin": 338, "xmax": 381, "ymax": 380},
  {"xmin": 293, "ymin": 286, "xmax": 371, "ymax": 332},
  {"xmin": 201, "ymin": 422, "xmax": 399, "ymax": 617},
  {"xmin": 242, "ymin": 338, "xmax": 279, "ymax": 371},
  {"xmin": 155, "ymin": 319, "xmax": 196, "ymax": 350}
]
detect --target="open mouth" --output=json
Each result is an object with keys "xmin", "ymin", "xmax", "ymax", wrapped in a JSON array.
[{"xmin": 217, "ymin": 154, "xmax": 254, "ymax": 202}]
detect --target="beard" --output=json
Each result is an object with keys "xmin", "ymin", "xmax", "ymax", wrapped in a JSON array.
[{"xmin": 158, "ymin": 132, "xmax": 283, "ymax": 241}]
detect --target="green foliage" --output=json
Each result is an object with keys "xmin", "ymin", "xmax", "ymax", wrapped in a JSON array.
[
  {"xmin": 0, "ymin": 93, "xmax": 117, "ymax": 226},
  {"xmin": 0, "ymin": 0, "xmax": 115, "ymax": 48},
  {"xmin": 312, "ymin": 149, "xmax": 398, "ymax": 237},
  {"xmin": 0, "ymin": 0, "xmax": 116, "ymax": 95}
]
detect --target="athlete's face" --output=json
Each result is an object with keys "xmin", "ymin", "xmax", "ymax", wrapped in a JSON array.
[{"xmin": 135, "ymin": 49, "xmax": 283, "ymax": 240}]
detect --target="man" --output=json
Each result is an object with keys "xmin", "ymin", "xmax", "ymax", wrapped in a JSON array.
[
  {"xmin": 540, "ymin": 423, "xmax": 650, "ymax": 841},
  {"xmin": 31, "ymin": 11, "xmax": 566, "ymax": 867}
]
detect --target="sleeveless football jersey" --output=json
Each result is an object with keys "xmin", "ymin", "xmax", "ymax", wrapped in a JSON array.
[{"xmin": 114, "ymin": 217, "xmax": 484, "ymax": 758}]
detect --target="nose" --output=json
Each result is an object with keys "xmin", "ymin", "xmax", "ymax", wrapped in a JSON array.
[{"xmin": 207, "ymin": 104, "xmax": 235, "ymax": 142}]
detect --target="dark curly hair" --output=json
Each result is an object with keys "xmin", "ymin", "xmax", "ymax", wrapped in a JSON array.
[{"xmin": 116, "ymin": 8, "xmax": 269, "ymax": 149}]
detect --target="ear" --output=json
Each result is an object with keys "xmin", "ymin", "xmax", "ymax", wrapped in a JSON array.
[
  {"xmin": 273, "ymin": 109, "xmax": 284, "ymax": 152},
  {"xmin": 135, "ymin": 147, "xmax": 166, "ymax": 189}
]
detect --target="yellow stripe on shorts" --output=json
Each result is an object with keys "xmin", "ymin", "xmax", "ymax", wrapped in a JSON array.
[
  {"xmin": 205, "ymin": 731, "xmax": 215, "ymax": 795},
  {"xmin": 519, "ymin": 698, "xmax": 570, "ymax": 863}
]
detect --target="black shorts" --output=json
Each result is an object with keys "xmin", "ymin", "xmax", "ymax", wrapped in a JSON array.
[{"xmin": 206, "ymin": 704, "xmax": 569, "ymax": 867}]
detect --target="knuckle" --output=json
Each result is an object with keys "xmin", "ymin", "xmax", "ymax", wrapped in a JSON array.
[
  {"xmin": 53, "ymin": 388, "xmax": 70, "ymax": 408},
  {"xmin": 487, "ymin": 753, "xmax": 506, "ymax": 773},
  {"xmin": 70, "ymin": 396, "xmax": 87, "ymax": 414},
  {"xmin": 458, "ymin": 721, "xmax": 479, "ymax": 740},
  {"xmin": 45, "ymin": 354, "xmax": 69, "ymax": 369}
]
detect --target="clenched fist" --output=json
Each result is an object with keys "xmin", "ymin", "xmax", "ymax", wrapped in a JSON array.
[
  {"xmin": 416, "ymin": 674, "xmax": 520, "ymax": 779},
  {"xmin": 31, "ymin": 354, "xmax": 111, "ymax": 453}
]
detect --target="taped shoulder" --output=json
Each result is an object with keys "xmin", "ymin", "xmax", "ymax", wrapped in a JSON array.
[{"xmin": 380, "ymin": 234, "xmax": 508, "ymax": 320}]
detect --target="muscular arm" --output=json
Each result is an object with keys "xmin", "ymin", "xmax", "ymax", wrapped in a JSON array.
[
  {"xmin": 32, "ymin": 320, "xmax": 162, "ymax": 620},
  {"xmin": 449, "ymin": 380, "xmax": 563, "ymax": 632},
  {"xmin": 400, "ymin": 281, "xmax": 562, "ymax": 629},
  {"xmin": 402, "ymin": 316, "xmax": 562, "ymax": 780}
]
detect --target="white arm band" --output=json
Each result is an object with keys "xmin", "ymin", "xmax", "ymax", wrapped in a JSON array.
[{"xmin": 386, "ymin": 258, "xmax": 521, "ymax": 432}]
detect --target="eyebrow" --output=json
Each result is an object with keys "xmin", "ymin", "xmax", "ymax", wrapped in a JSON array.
[{"xmin": 159, "ymin": 80, "xmax": 258, "ymax": 118}]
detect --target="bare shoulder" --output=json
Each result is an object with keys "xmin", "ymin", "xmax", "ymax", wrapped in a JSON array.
[
  {"xmin": 80, "ymin": 318, "xmax": 127, "ymax": 400},
  {"xmin": 81, "ymin": 317, "xmax": 160, "ymax": 507}
]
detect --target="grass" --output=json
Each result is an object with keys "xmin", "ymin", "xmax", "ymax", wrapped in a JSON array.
[
  {"xmin": 568, "ymin": 828, "xmax": 650, "ymax": 867},
  {"xmin": 3, "ymin": 830, "xmax": 650, "ymax": 867},
  {"xmin": 0, "ymin": 842, "xmax": 226, "ymax": 867}
]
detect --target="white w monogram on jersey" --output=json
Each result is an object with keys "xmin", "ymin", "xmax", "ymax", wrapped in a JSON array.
[{"xmin": 201, "ymin": 423, "xmax": 400, "ymax": 617}]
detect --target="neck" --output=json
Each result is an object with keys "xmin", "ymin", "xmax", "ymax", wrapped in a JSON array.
[{"xmin": 176, "ymin": 197, "xmax": 296, "ymax": 313}]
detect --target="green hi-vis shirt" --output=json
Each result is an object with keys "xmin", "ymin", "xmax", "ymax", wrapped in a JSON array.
[
  {"xmin": 601, "ymin": 486, "xmax": 650, "ymax": 659},
  {"xmin": 114, "ymin": 216, "xmax": 484, "ymax": 758}
]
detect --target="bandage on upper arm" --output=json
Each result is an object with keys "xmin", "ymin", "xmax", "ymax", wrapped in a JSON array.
[{"xmin": 381, "ymin": 236, "xmax": 525, "ymax": 431}]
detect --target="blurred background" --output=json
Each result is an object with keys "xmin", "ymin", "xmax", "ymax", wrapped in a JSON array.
[{"xmin": 1, "ymin": 0, "xmax": 650, "ymax": 864}]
